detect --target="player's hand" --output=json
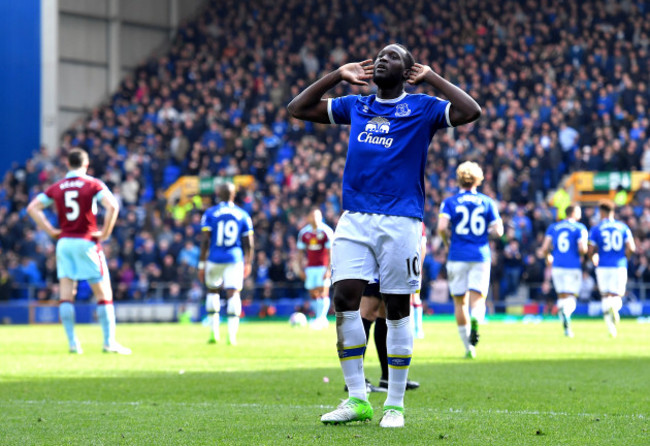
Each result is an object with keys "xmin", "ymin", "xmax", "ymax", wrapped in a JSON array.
[
  {"xmin": 198, "ymin": 268, "xmax": 205, "ymax": 283},
  {"xmin": 299, "ymin": 270, "xmax": 306, "ymax": 281},
  {"xmin": 244, "ymin": 263, "xmax": 252, "ymax": 279},
  {"xmin": 90, "ymin": 230, "xmax": 107, "ymax": 242},
  {"xmin": 407, "ymin": 63, "xmax": 433, "ymax": 85},
  {"xmin": 545, "ymin": 254, "xmax": 553, "ymax": 266},
  {"xmin": 339, "ymin": 60, "xmax": 374, "ymax": 86},
  {"xmin": 49, "ymin": 228, "xmax": 62, "ymax": 239}
]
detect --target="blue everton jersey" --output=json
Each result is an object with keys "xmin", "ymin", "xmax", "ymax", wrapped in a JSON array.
[
  {"xmin": 328, "ymin": 92, "xmax": 451, "ymax": 219},
  {"xmin": 200, "ymin": 202, "xmax": 254, "ymax": 263},
  {"xmin": 440, "ymin": 191, "xmax": 500, "ymax": 262},
  {"xmin": 589, "ymin": 219, "xmax": 632, "ymax": 268},
  {"xmin": 545, "ymin": 220, "xmax": 588, "ymax": 269}
]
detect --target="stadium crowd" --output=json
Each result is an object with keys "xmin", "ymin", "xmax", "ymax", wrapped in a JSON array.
[{"xmin": 3, "ymin": 0, "xmax": 650, "ymax": 307}]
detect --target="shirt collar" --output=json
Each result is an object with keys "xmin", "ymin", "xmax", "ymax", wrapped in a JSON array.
[{"xmin": 375, "ymin": 91, "xmax": 407, "ymax": 103}]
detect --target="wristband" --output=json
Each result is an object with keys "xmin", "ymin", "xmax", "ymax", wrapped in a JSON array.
[{"xmin": 198, "ymin": 261, "xmax": 205, "ymax": 269}]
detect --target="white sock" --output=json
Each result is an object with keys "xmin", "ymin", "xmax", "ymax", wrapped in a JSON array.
[
  {"xmin": 602, "ymin": 297, "xmax": 617, "ymax": 336},
  {"xmin": 227, "ymin": 293, "xmax": 242, "ymax": 344},
  {"xmin": 206, "ymin": 293, "xmax": 220, "ymax": 340},
  {"xmin": 385, "ymin": 316, "xmax": 413, "ymax": 409},
  {"xmin": 320, "ymin": 296, "xmax": 330, "ymax": 320},
  {"xmin": 336, "ymin": 310, "xmax": 367, "ymax": 401},
  {"xmin": 413, "ymin": 303, "xmax": 423, "ymax": 336},
  {"xmin": 563, "ymin": 297, "xmax": 577, "ymax": 318},
  {"xmin": 471, "ymin": 301, "xmax": 486, "ymax": 323},
  {"xmin": 458, "ymin": 325, "xmax": 471, "ymax": 352}
]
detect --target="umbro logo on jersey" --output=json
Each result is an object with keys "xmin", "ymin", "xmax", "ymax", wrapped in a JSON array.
[{"xmin": 357, "ymin": 117, "xmax": 393, "ymax": 148}]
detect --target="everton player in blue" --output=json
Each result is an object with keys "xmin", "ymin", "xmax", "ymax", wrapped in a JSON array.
[
  {"xmin": 538, "ymin": 205, "xmax": 588, "ymax": 338},
  {"xmin": 588, "ymin": 200, "xmax": 636, "ymax": 337},
  {"xmin": 288, "ymin": 43, "xmax": 481, "ymax": 428},
  {"xmin": 437, "ymin": 162, "xmax": 503, "ymax": 359},
  {"xmin": 198, "ymin": 183, "xmax": 254, "ymax": 346}
]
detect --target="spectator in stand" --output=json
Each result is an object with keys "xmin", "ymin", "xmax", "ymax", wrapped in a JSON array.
[{"xmin": 3, "ymin": 0, "xmax": 650, "ymax": 306}]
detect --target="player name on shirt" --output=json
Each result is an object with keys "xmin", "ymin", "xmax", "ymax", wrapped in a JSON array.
[{"xmin": 58, "ymin": 179, "xmax": 85, "ymax": 190}]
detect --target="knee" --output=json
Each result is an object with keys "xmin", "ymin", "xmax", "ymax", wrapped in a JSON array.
[
  {"xmin": 384, "ymin": 294, "xmax": 410, "ymax": 320},
  {"xmin": 331, "ymin": 281, "xmax": 363, "ymax": 312}
]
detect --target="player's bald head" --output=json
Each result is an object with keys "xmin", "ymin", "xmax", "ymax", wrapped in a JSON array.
[{"xmin": 217, "ymin": 182, "xmax": 236, "ymax": 202}]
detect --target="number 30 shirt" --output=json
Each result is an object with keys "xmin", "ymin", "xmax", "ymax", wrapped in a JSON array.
[
  {"xmin": 200, "ymin": 201, "xmax": 254, "ymax": 264},
  {"xmin": 440, "ymin": 190, "xmax": 501, "ymax": 262},
  {"xmin": 589, "ymin": 218, "xmax": 632, "ymax": 268},
  {"xmin": 37, "ymin": 171, "xmax": 110, "ymax": 240},
  {"xmin": 545, "ymin": 220, "xmax": 588, "ymax": 269}
]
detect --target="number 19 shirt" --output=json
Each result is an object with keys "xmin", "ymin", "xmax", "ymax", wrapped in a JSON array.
[{"xmin": 201, "ymin": 202, "xmax": 254, "ymax": 264}]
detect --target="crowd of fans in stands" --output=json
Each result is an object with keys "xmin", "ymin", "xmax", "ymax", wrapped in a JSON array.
[{"xmin": 3, "ymin": 0, "xmax": 650, "ymax": 307}]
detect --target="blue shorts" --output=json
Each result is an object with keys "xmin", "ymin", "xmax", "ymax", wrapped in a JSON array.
[
  {"xmin": 56, "ymin": 238, "xmax": 108, "ymax": 283},
  {"xmin": 305, "ymin": 266, "xmax": 329, "ymax": 290}
]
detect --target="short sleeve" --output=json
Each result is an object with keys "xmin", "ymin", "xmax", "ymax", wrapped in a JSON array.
[
  {"xmin": 36, "ymin": 192, "xmax": 53, "ymax": 207},
  {"xmin": 487, "ymin": 199, "xmax": 500, "ymax": 225},
  {"xmin": 328, "ymin": 95, "xmax": 359, "ymax": 125},
  {"xmin": 200, "ymin": 213, "xmax": 211, "ymax": 232},
  {"xmin": 588, "ymin": 227, "xmax": 597, "ymax": 245},
  {"xmin": 242, "ymin": 214, "xmax": 254, "ymax": 235},
  {"xmin": 420, "ymin": 95, "xmax": 452, "ymax": 129},
  {"xmin": 439, "ymin": 199, "xmax": 450, "ymax": 218}
]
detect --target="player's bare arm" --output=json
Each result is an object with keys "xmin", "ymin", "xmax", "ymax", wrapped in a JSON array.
[
  {"xmin": 242, "ymin": 233, "xmax": 254, "ymax": 278},
  {"xmin": 287, "ymin": 60, "xmax": 374, "ymax": 123},
  {"xmin": 437, "ymin": 214, "xmax": 450, "ymax": 247},
  {"xmin": 537, "ymin": 236, "xmax": 553, "ymax": 265},
  {"xmin": 587, "ymin": 243, "xmax": 599, "ymax": 267},
  {"xmin": 26, "ymin": 198, "xmax": 61, "ymax": 239},
  {"xmin": 198, "ymin": 230, "xmax": 211, "ymax": 283},
  {"xmin": 97, "ymin": 192, "xmax": 119, "ymax": 241},
  {"xmin": 626, "ymin": 237, "xmax": 636, "ymax": 257},
  {"xmin": 408, "ymin": 63, "xmax": 481, "ymax": 127},
  {"xmin": 488, "ymin": 219, "xmax": 505, "ymax": 237}
]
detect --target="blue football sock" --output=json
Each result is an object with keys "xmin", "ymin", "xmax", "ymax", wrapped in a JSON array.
[
  {"xmin": 97, "ymin": 303, "xmax": 116, "ymax": 347},
  {"xmin": 59, "ymin": 302, "xmax": 76, "ymax": 348}
]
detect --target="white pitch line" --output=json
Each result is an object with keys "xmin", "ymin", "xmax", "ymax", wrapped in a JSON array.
[{"xmin": 5, "ymin": 400, "xmax": 647, "ymax": 420}]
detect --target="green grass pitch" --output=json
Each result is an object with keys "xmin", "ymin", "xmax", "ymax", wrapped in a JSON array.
[{"xmin": 1, "ymin": 318, "xmax": 648, "ymax": 445}]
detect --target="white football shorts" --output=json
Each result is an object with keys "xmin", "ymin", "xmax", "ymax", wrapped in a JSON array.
[
  {"xmin": 446, "ymin": 261, "xmax": 491, "ymax": 298},
  {"xmin": 205, "ymin": 261, "xmax": 244, "ymax": 291},
  {"xmin": 331, "ymin": 211, "xmax": 422, "ymax": 294},
  {"xmin": 551, "ymin": 267, "xmax": 582, "ymax": 295},
  {"xmin": 595, "ymin": 266, "xmax": 627, "ymax": 297}
]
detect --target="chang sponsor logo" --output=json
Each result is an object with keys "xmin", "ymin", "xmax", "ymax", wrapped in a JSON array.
[{"xmin": 357, "ymin": 117, "xmax": 394, "ymax": 148}]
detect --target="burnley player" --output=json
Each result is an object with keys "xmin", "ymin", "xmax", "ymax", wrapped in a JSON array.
[
  {"xmin": 538, "ymin": 204, "xmax": 588, "ymax": 338},
  {"xmin": 297, "ymin": 208, "xmax": 334, "ymax": 329},
  {"xmin": 437, "ymin": 162, "xmax": 502, "ymax": 359},
  {"xmin": 198, "ymin": 182, "xmax": 254, "ymax": 346},
  {"xmin": 588, "ymin": 200, "xmax": 636, "ymax": 337},
  {"xmin": 288, "ymin": 43, "xmax": 481, "ymax": 428},
  {"xmin": 27, "ymin": 148, "xmax": 130, "ymax": 354}
]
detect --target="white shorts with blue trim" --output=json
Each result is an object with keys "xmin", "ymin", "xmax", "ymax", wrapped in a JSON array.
[
  {"xmin": 551, "ymin": 267, "xmax": 582, "ymax": 295},
  {"xmin": 446, "ymin": 261, "xmax": 491, "ymax": 297},
  {"xmin": 205, "ymin": 261, "xmax": 244, "ymax": 290},
  {"xmin": 595, "ymin": 266, "xmax": 627, "ymax": 296},
  {"xmin": 331, "ymin": 211, "xmax": 422, "ymax": 294},
  {"xmin": 56, "ymin": 238, "xmax": 107, "ymax": 283}
]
